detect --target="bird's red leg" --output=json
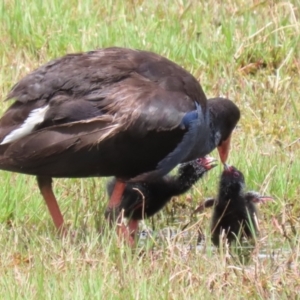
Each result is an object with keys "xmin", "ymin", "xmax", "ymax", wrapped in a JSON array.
[
  {"xmin": 116, "ymin": 221, "xmax": 135, "ymax": 247},
  {"xmin": 106, "ymin": 180, "xmax": 135, "ymax": 246},
  {"xmin": 107, "ymin": 180, "xmax": 126, "ymax": 214},
  {"xmin": 37, "ymin": 176, "xmax": 65, "ymax": 234},
  {"xmin": 128, "ymin": 219, "xmax": 139, "ymax": 240}
]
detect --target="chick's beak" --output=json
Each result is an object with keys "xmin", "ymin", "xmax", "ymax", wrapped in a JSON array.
[
  {"xmin": 204, "ymin": 156, "xmax": 218, "ymax": 169},
  {"xmin": 223, "ymin": 163, "xmax": 230, "ymax": 171}
]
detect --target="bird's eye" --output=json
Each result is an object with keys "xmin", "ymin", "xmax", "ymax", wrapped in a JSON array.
[
  {"xmin": 233, "ymin": 171, "xmax": 239, "ymax": 178},
  {"xmin": 196, "ymin": 158, "xmax": 203, "ymax": 164}
]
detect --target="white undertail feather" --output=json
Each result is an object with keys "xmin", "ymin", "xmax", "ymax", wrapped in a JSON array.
[{"xmin": 1, "ymin": 105, "xmax": 50, "ymax": 145}]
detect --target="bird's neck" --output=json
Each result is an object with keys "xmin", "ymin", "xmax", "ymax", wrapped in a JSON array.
[
  {"xmin": 183, "ymin": 110, "xmax": 218, "ymax": 162},
  {"xmin": 168, "ymin": 164, "xmax": 204, "ymax": 196}
]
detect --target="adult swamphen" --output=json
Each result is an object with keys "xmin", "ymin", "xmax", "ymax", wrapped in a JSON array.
[{"xmin": 0, "ymin": 47, "xmax": 240, "ymax": 238}]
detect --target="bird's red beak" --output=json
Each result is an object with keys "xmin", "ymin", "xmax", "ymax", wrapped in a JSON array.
[{"xmin": 217, "ymin": 134, "xmax": 231, "ymax": 164}]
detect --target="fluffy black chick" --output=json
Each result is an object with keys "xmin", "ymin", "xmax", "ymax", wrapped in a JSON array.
[
  {"xmin": 209, "ymin": 165, "xmax": 272, "ymax": 246},
  {"xmin": 107, "ymin": 156, "xmax": 217, "ymax": 222}
]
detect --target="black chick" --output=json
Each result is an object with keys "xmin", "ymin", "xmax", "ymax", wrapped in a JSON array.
[
  {"xmin": 209, "ymin": 165, "xmax": 272, "ymax": 246},
  {"xmin": 107, "ymin": 156, "xmax": 217, "ymax": 236}
]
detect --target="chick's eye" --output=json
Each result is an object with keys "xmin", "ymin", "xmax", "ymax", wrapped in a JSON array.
[
  {"xmin": 233, "ymin": 171, "xmax": 239, "ymax": 178},
  {"xmin": 196, "ymin": 158, "xmax": 203, "ymax": 164}
]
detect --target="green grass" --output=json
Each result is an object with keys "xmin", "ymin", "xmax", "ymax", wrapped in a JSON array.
[{"xmin": 0, "ymin": 0, "xmax": 300, "ymax": 298}]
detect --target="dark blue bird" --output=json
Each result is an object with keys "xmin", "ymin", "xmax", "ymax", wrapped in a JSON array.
[{"xmin": 0, "ymin": 47, "xmax": 240, "ymax": 241}]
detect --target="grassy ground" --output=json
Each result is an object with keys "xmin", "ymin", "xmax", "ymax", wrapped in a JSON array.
[{"xmin": 0, "ymin": 0, "xmax": 300, "ymax": 299}]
